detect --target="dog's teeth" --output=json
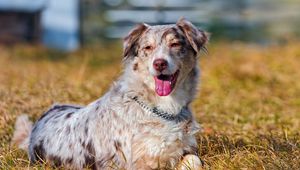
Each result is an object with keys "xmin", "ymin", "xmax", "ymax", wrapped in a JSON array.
[{"xmin": 169, "ymin": 81, "xmax": 172, "ymax": 85}]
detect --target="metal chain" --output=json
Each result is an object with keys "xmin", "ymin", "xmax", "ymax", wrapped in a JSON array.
[{"xmin": 130, "ymin": 96, "xmax": 191, "ymax": 123}]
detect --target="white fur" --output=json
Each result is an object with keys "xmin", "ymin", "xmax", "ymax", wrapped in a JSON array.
[
  {"xmin": 12, "ymin": 114, "xmax": 32, "ymax": 150},
  {"xmin": 12, "ymin": 18, "xmax": 208, "ymax": 170}
]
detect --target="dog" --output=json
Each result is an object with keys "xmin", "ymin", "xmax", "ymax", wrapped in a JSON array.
[{"xmin": 12, "ymin": 18, "xmax": 208, "ymax": 169}]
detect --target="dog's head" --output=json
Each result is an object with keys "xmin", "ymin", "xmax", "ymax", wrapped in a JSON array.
[{"xmin": 123, "ymin": 18, "xmax": 208, "ymax": 97}]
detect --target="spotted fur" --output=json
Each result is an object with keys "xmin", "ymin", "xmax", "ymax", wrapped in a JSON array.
[{"xmin": 12, "ymin": 18, "xmax": 208, "ymax": 170}]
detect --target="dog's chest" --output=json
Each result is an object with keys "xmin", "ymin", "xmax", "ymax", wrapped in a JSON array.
[
  {"xmin": 111, "ymin": 96, "xmax": 200, "ymax": 167},
  {"xmin": 131, "ymin": 120, "xmax": 197, "ymax": 167}
]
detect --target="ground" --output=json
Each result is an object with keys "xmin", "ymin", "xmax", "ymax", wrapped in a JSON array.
[{"xmin": 0, "ymin": 41, "xmax": 299, "ymax": 169}]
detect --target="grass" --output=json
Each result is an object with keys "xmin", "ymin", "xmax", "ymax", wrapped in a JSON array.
[{"xmin": 0, "ymin": 41, "xmax": 300, "ymax": 169}]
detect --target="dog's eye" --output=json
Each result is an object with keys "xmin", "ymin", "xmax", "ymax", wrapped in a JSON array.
[
  {"xmin": 144, "ymin": 45, "xmax": 154, "ymax": 51},
  {"xmin": 170, "ymin": 42, "xmax": 181, "ymax": 48}
]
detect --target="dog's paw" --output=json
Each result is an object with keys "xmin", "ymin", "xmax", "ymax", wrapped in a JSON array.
[{"xmin": 178, "ymin": 154, "xmax": 203, "ymax": 170}]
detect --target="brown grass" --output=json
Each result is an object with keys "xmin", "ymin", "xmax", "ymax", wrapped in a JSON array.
[{"xmin": 0, "ymin": 41, "xmax": 299, "ymax": 169}]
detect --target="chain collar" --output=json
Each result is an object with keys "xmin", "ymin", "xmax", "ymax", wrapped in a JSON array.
[{"xmin": 130, "ymin": 96, "xmax": 191, "ymax": 123}]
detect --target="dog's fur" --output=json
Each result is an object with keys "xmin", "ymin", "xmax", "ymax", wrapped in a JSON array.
[{"xmin": 12, "ymin": 18, "xmax": 208, "ymax": 169}]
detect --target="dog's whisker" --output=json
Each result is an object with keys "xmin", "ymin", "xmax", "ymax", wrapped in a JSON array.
[{"xmin": 201, "ymin": 46, "xmax": 209, "ymax": 55}]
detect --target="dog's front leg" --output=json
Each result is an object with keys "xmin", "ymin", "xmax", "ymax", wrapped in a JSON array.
[{"xmin": 177, "ymin": 154, "xmax": 202, "ymax": 170}]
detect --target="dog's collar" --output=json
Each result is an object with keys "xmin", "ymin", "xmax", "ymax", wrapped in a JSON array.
[{"xmin": 130, "ymin": 96, "xmax": 191, "ymax": 123}]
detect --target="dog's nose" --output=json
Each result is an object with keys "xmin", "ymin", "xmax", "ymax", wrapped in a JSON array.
[{"xmin": 153, "ymin": 59, "xmax": 168, "ymax": 72}]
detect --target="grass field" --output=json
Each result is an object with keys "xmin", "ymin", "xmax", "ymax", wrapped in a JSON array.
[{"xmin": 0, "ymin": 41, "xmax": 300, "ymax": 169}]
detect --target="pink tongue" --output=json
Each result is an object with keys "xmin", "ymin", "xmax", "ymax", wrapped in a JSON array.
[{"xmin": 154, "ymin": 77, "xmax": 172, "ymax": 96}]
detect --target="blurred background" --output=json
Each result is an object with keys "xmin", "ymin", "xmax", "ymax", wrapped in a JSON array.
[
  {"xmin": 1, "ymin": 1, "xmax": 300, "ymax": 168},
  {"xmin": 0, "ymin": 0, "xmax": 299, "ymax": 51}
]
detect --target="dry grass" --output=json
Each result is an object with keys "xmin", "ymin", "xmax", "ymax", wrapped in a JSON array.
[{"xmin": 0, "ymin": 41, "xmax": 300, "ymax": 169}]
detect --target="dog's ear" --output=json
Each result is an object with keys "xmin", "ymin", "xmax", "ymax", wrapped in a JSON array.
[
  {"xmin": 123, "ymin": 23, "xmax": 148, "ymax": 59},
  {"xmin": 176, "ymin": 18, "xmax": 209, "ymax": 54}
]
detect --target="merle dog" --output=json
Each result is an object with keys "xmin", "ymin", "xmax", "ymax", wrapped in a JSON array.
[{"xmin": 12, "ymin": 18, "xmax": 208, "ymax": 169}]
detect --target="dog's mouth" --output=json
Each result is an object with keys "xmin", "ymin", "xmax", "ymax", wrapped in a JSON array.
[{"xmin": 154, "ymin": 70, "xmax": 179, "ymax": 96}]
